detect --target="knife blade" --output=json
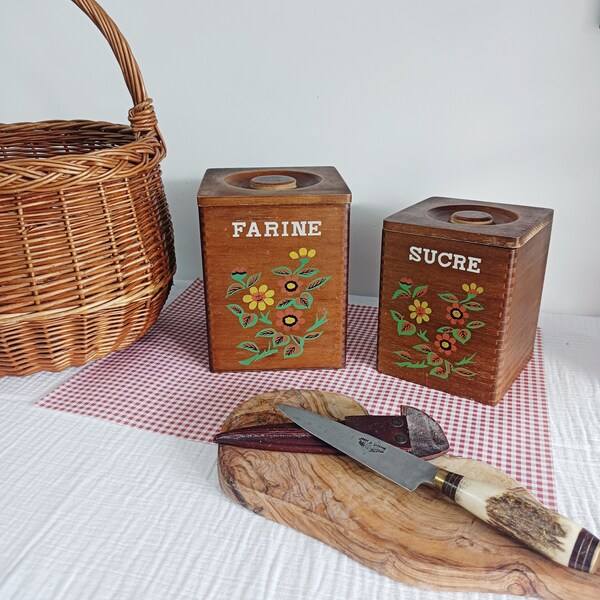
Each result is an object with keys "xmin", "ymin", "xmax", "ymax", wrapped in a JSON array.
[
  {"xmin": 277, "ymin": 404, "xmax": 600, "ymax": 574},
  {"xmin": 214, "ymin": 407, "xmax": 449, "ymax": 460}
]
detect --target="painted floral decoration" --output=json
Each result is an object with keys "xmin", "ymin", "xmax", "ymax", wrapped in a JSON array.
[
  {"xmin": 290, "ymin": 247, "xmax": 316, "ymax": 260},
  {"xmin": 276, "ymin": 309, "xmax": 305, "ymax": 331},
  {"xmin": 462, "ymin": 282, "xmax": 484, "ymax": 295},
  {"xmin": 434, "ymin": 333, "xmax": 457, "ymax": 356},
  {"xmin": 225, "ymin": 248, "xmax": 330, "ymax": 365},
  {"xmin": 242, "ymin": 285, "xmax": 275, "ymax": 311},
  {"xmin": 279, "ymin": 277, "xmax": 302, "ymax": 296},
  {"xmin": 446, "ymin": 303, "xmax": 469, "ymax": 325},
  {"xmin": 390, "ymin": 279, "xmax": 486, "ymax": 379},
  {"xmin": 409, "ymin": 299, "xmax": 431, "ymax": 324}
]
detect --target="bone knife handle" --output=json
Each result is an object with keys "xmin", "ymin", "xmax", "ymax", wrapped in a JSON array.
[{"xmin": 433, "ymin": 468, "xmax": 600, "ymax": 573}]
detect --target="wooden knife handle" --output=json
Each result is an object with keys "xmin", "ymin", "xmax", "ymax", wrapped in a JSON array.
[{"xmin": 433, "ymin": 468, "xmax": 600, "ymax": 573}]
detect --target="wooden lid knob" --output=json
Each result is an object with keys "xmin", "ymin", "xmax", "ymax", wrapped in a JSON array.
[
  {"xmin": 450, "ymin": 210, "xmax": 494, "ymax": 226},
  {"xmin": 250, "ymin": 175, "xmax": 298, "ymax": 190}
]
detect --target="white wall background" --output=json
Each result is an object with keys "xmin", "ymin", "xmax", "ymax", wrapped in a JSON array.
[{"xmin": 2, "ymin": 0, "xmax": 599, "ymax": 315}]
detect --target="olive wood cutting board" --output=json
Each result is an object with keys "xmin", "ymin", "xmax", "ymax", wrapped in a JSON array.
[{"xmin": 217, "ymin": 390, "xmax": 599, "ymax": 598}]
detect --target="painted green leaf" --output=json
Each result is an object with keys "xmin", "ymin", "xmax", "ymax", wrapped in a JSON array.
[
  {"xmin": 412, "ymin": 285, "xmax": 428, "ymax": 298},
  {"xmin": 463, "ymin": 301, "xmax": 484, "ymax": 311},
  {"xmin": 283, "ymin": 341, "xmax": 303, "ymax": 359},
  {"xmin": 276, "ymin": 298, "xmax": 295, "ymax": 309},
  {"xmin": 291, "ymin": 334, "xmax": 305, "ymax": 346},
  {"xmin": 390, "ymin": 310, "xmax": 403, "ymax": 323},
  {"xmin": 426, "ymin": 352, "xmax": 443, "ymax": 366},
  {"xmin": 304, "ymin": 330, "xmax": 323, "ymax": 341},
  {"xmin": 273, "ymin": 332, "xmax": 290, "ymax": 347},
  {"xmin": 306, "ymin": 310, "xmax": 328, "ymax": 333},
  {"xmin": 454, "ymin": 366, "xmax": 477, "ymax": 377},
  {"xmin": 396, "ymin": 360, "xmax": 428, "ymax": 369},
  {"xmin": 414, "ymin": 343, "xmax": 433, "ymax": 353},
  {"xmin": 397, "ymin": 319, "xmax": 417, "ymax": 336},
  {"xmin": 237, "ymin": 341, "xmax": 260, "ymax": 353},
  {"xmin": 306, "ymin": 276, "xmax": 331, "ymax": 291},
  {"xmin": 438, "ymin": 293, "xmax": 459, "ymax": 303},
  {"xmin": 297, "ymin": 268, "xmax": 319, "ymax": 278},
  {"xmin": 226, "ymin": 304, "xmax": 244, "ymax": 316},
  {"xmin": 246, "ymin": 272, "xmax": 261, "ymax": 287},
  {"xmin": 429, "ymin": 366, "xmax": 449, "ymax": 379},
  {"xmin": 258, "ymin": 311, "xmax": 272, "ymax": 325},
  {"xmin": 226, "ymin": 282, "xmax": 245, "ymax": 298},
  {"xmin": 255, "ymin": 328, "xmax": 276, "ymax": 338},
  {"xmin": 295, "ymin": 292, "xmax": 313, "ymax": 309},
  {"xmin": 240, "ymin": 312, "xmax": 258, "ymax": 328},
  {"xmin": 394, "ymin": 350, "xmax": 412, "ymax": 360},
  {"xmin": 271, "ymin": 266, "xmax": 293, "ymax": 276},
  {"xmin": 466, "ymin": 320, "xmax": 485, "ymax": 329},
  {"xmin": 437, "ymin": 326, "xmax": 454, "ymax": 334},
  {"xmin": 392, "ymin": 288, "xmax": 411, "ymax": 299},
  {"xmin": 455, "ymin": 352, "xmax": 476, "ymax": 366},
  {"xmin": 416, "ymin": 330, "xmax": 430, "ymax": 342},
  {"xmin": 452, "ymin": 328, "xmax": 472, "ymax": 344}
]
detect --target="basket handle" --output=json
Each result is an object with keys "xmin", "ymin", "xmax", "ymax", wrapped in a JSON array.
[{"xmin": 71, "ymin": 0, "xmax": 160, "ymax": 138}]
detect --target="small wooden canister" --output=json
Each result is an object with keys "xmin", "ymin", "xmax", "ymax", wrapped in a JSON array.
[
  {"xmin": 198, "ymin": 167, "xmax": 351, "ymax": 371},
  {"xmin": 377, "ymin": 197, "xmax": 553, "ymax": 405}
]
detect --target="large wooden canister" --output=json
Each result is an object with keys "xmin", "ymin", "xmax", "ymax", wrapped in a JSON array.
[
  {"xmin": 377, "ymin": 197, "xmax": 553, "ymax": 405},
  {"xmin": 198, "ymin": 167, "xmax": 351, "ymax": 372}
]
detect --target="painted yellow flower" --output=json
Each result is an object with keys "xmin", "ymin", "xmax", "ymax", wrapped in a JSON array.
[
  {"xmin": 242, "ymin": 284, "xmax": 275, "ymax": 311},
  {"xmin": 462, "ymin": 282, "xmax": 483, "ymax": 295},
  {"xmin": 408, "ymin": 299, "xmax": 432, "ymax": 324},
  {"xmin": 289, "ymin": 247, "xmax": 316, "ymax": 260}
]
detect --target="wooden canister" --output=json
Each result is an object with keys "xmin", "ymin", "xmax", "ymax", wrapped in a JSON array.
[
  {"xmin": 377, "ymin": 197, "xmax": 553, "ymax": 405},
  {"xmin": 198, "ymin": 167, "xmax": 351, "ymax": 371}
]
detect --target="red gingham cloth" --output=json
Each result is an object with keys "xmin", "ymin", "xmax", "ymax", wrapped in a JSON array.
[{"xmin": 38, "ymin": 279, "xmax": 556, "ymax": 509}]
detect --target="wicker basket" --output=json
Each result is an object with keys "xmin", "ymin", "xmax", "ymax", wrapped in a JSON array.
[{"xmin": 0, "ymin": 0, "xmax": 175, "ymax": 377}]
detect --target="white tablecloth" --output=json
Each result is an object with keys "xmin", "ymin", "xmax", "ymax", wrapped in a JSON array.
[{"xmin": 0, "ymin": 285, "xmax": 599, "ymax": 600}]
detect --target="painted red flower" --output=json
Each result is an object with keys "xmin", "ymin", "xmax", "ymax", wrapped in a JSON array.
[
  {"xmin": 279, "ymin": 277, "xmax": 302, "ymax": 296},
  {"xmin": 400, "ymin": 277, "xmax": 413, "ymax": 285},
  {"xmin": 276, "ymin": 309, "xmax": 305, "ymax": 331},
  {"xmin": 434, "ymin": 333, "xmax": 457, "ymax": 356},
  {"xmin": 446, "ymin": 303, "xmax": 469, "ymax": 325}
]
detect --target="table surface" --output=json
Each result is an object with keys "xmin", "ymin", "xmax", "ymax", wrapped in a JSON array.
[{"xmin": 1, "ymin": 283, "xmax": 599, "ymax": 600}]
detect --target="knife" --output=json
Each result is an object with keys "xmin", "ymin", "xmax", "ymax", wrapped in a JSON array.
[
  {"xmin": 214, "ymin": 406, "xmax": 449, "ymax": 460},
  {"xmin": 277, "ymin": 404, "xmax": 600, "ymax": 573}
]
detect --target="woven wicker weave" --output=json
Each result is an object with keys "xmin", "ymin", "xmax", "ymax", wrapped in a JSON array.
[{"xmin": 0, "ymin": 0, "xmax": 175, "ymax": 376}]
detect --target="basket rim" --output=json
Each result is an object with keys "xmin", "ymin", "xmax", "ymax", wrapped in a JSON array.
[{"xmin": 0, "ymin": 118, "xmax": 165, "ymax": 194}]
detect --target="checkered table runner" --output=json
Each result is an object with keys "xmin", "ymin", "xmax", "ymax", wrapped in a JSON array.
[{"xmin": 38, "ymin": 279, "xmax": 556, "ymax": 509}]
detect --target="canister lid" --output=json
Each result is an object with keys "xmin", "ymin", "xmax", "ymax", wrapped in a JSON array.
[
  {"xmin": 198, "ymin": 167, "xmax": 351, "ymax": 207},
  {"xmin": 383, "ymin": 197, "xmax": 553, "ymax": 248},
  {"xmin": 249, "ymin": 175, "xmax": 298, "ymax": 190}
]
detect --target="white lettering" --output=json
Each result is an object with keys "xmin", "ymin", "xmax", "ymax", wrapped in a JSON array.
[
  {"xmin": 247, "ymin": 222, "xmax": 261, "ymax": 237},
  {"xmin": 307, "ymin": 221, "xmax": 321, "ymax": 236},
  {"xmin": 423, "ymin": 248, "xmax": 438, "ymax": 265},
  {"xmin": 408, "ymin": 246, "xmax": 422, "ymax": 262},
  {"xmin": 453, "ymin": 255, "xmax": 467, "ymax": 271},
  {"xmin": 467, "ymin": 256, "xmax": 482, "ymax": 273},
  {"xmin": 232, "ymin": 222, "xmax": 246, "ymax": 237},
  {"xmin": 264, "ymin": 222, "xmax": 278, "ymax": 237},
  {"xmin": 437, "ymin": 252, "xmax": 453, "ymax": 268},
  {"xmin": 230, "ymin": 220, "xmax": 323, "ymax": 238},
  {"xmin": 407, "ymin": 245, "xmax": 482, "ymax": 273},
  {"xmin": 291, "ymin": 221, "xmax": 307, "ymax": 236}
]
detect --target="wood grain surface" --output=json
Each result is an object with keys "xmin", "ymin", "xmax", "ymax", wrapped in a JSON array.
[{"xmin": 218, "ymin": 389, "xmax": 599, "ymax": 599}]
